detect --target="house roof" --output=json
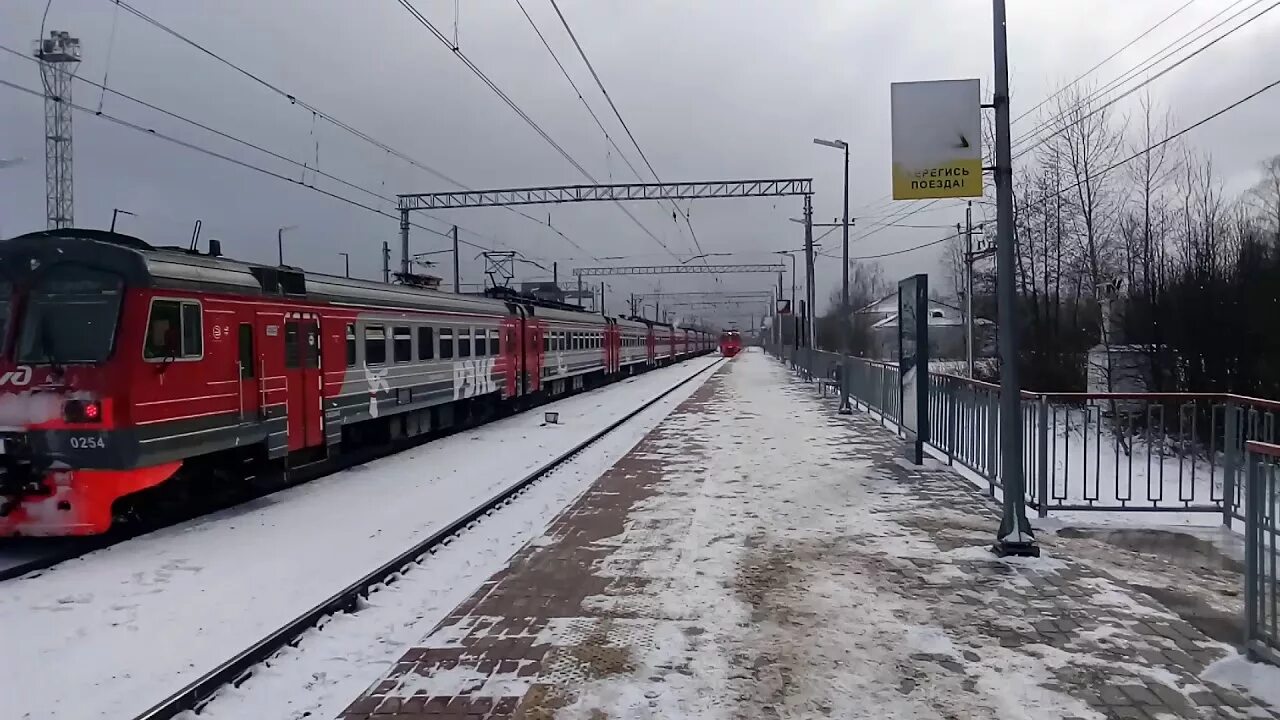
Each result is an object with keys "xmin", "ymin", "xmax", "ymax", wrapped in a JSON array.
[{"xmin": 859, "ymin": 292, "xmax": 993, "ymax": 328}]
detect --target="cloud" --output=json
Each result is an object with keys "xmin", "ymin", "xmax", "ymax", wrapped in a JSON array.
[{"xmin": 1, "ymin": 0, "xmax": 1277, "ymax": 320}]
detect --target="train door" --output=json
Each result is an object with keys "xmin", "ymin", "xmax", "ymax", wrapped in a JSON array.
[
  {"xmin": 524, "ymin": 313, "xmax": 542, "ymax": 394},
  {"xmin": 501, "ymin": 316, "xmax": 521, "ymax": 399},
  {"xmin": 608, "ymin": 323, "xmax": 620, "ymax": 373},
  {"xmin": 283, "ymin": 312, "xmax": 324, "ymax": 452},
  {"xmin": 236, "ymin": 322, "xmax": 260, "ymax": 422}
]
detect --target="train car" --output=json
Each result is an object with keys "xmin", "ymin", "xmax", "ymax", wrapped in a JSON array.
[
  {"xmin": 720, "ymin": 330, "xmax": 743, "ymax": 357},
  {"xmin": 0, "ymin": 229, "xmax": 710, "ymax": 536}
]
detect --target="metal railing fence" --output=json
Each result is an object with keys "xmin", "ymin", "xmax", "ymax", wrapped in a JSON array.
[
  {"xmin": 1246, "ymin": 440, "xmax": 1280, "ymax": 664},
  {"xmin": 778, "ymin": 348, "xmax": 1280, "ymax": 523}
]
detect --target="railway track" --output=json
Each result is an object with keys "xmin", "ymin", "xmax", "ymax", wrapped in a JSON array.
[
  {"xmin": 130, "ymin": 357, "xmax": 722, "ymax": 720},
  {"xmin": 0, "ymin": 358, "xmax": 715, "ymax": 585}
]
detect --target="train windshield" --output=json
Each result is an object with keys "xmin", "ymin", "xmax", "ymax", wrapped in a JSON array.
[
  {"xmin": 0, "ymin": 279, "xmax": 10, "ymax": 349},
  {"xmin": 16, "ymin": 264, "xmax": 124, "ymax": 365}
]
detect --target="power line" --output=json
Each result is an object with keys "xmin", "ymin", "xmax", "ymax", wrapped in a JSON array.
[
  {"xmin": 107, "ymin": 0, "xmax": 601, "ymax": 263},
  {"xmin": 847, "ymin": 1, "xmax": 1250, "ymax": 224},
  {"xmin": 1011, "ymin": 0, "xmax": 1276, "ymax": 161},
  {"xmin": 819, "ymin": 231, "xmax": 959, "ymax": 262},
  {"xmin": 545, "ymin": 0, "xmax": 703, "ymax": 257},
  {"xmin": 822, "ymin": 75, "xmax": 1280, "ymax": 265},
  {"xmin": 1025, "ymin": 74, "xmax": 1280, "ymax": 212},
  {"xmin": 1010, "ymin": 0, "xmax": 1199, "ymax": 126},
  {"xmin": 392, "ymin": 0, "xmax": 680, "ymax": 263},
  {"xmin": 0, "ymin": 76, "xmax": 509, "ymax": 254}
]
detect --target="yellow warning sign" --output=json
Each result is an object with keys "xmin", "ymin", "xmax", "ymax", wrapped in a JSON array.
[
  {"xmin": 892, "ymin": 159, "xmax": 984, "ymax": 200},
  {"xmin": 891, "ymin": 80, "xmax": 983, "ymax": 200}
]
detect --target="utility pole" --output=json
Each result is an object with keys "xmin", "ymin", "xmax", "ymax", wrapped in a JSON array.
[
  {"xmin": 451, "ymin": 225, "xmax": 460, "ymax": 293},
  {"xmin": 803, "ymin": 193, "xmax": 816, "ymax": 377},
  {"xmin": 991, "ymin": 0, "xmax": 1037, "ymax": 557},
  {"xmin": 33, "ymin": 31, "xmax": 80, "ymax": 230},
  {"xmin": 382, "ymin": 241, "xmax": 390, "ymax": 283},
  {"xmin": 964, "ymin": 203, "xmax": 975, "ymax": 378},
  {"xmin": 553, "ymin": 261, "xmax": 559, "ymax": 289},
  {"xmin": 399, "ymin": 210, "xmax": 411, "ymax": 278},
  {"xmin": 577, "ymin": 275, "xmax": 583, "ymax": 308},
  {"xmin": 600, "ymin": 282, "xmax": 606, "ymax": 316},
  {"xmin": 840, "ymin": 144, "xmax": 852, "ymax": 413}
]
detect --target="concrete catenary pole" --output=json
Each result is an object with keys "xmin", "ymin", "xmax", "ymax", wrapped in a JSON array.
[
  {"xmin": 451, "ymin": 225, "xmax": 460, "ymax": 293},
  {"xmin": 992, "ymin": 0, "xmax": 1038, "ymax": 557}
]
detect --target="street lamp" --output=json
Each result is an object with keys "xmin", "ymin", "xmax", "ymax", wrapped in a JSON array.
[
  {"xmin": 110, "ymin": 208, "xmax": 135, "ymax": 233},
  {"xmin": 277, "ymin": 225, "xmax": 298, "ymax": 266},
  {"xmin": 338, "ymin": 252, "xmax": 350, "ymax": 278},
  {"xmin": 814, "ymin": 137, "xmax": 853, "ymax": 414}
]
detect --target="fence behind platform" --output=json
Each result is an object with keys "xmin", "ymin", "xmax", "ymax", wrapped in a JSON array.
[
  {"xmin": 1246, "ymin": 440, "xmax": 1280, "ymax": 665},
  {"xmin": 777, "ymin": 348, "xmax": 1280, "ymax": 525}
]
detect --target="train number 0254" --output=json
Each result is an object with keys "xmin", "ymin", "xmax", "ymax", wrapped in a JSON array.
[{"xmin": 69, "ymin": 436, "xmax": 106, "ymax": 450}]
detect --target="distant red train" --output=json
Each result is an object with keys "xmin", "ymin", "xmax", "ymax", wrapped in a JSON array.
[
  {"xmin": 719, "ymin": 331, "xmax": 742, "ymax": 357},
  {"xmin": 0, "ymin": 229, "xmax": 715, "ymax": 536}
]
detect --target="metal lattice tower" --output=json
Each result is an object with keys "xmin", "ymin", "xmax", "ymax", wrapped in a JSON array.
[{"xmin": 32, "ymin": 31, "xmax": 81, "ymax": 230}]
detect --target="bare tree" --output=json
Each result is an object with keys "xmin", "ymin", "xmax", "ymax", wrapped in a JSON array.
[{"xmin": 1249, "ymin": 155, "xmax": 1280, "ymax": 246}]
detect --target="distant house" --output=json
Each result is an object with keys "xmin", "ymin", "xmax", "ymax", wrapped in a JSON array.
[{"xmin": 854, "ymin": 293, "xmax": 993, "ymax": 361}]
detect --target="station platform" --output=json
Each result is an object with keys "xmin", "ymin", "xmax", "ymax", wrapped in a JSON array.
[{"xmin": 339, "ymin": 350, "xmax": 1277, "ymax": 720}]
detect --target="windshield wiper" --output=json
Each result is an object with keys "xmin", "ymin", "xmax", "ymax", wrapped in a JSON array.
[{"xmin": 38, "ymin": 309, "xmax": 65, "ymax": 376}]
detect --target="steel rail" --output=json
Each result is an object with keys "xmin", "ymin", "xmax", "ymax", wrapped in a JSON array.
[{"xmin": 131, "ymin": 357, "xmax": 723, "ymax": 720}]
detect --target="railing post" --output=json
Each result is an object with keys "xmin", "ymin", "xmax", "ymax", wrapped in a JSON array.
[
  {"xmin": 946, "ymin": 378, "xmax": 957, "ymax": 464},
  {"xmin": 987, "ymin": 389, "xmax": 999, "ymax": 497},
  {"xmin": 1245, "ymin": 445, "xmax": 1258, "ymax": 659},
  {"xmin": 1036, "ymin": 395, "xmax": 1050, "ymax": 518},
  {"xmin": 1224, "ymin": 402, "xmax": 1241, "ymax": 526}
]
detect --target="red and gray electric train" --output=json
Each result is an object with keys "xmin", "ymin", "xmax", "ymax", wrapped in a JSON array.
[{"xmin": 0, "ymin": 229, "xmax": 715, "ymax": 536}]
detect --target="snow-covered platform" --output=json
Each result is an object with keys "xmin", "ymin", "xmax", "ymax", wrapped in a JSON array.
[{"xmin": 338, "ymin": 350, "xmax": 1280, "ymax": 719}]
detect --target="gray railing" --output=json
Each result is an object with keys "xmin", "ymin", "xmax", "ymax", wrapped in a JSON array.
[
  {"xmin": 1246, "ymin": 440, "xmax": 1280, "ymax": 664},
  {"xmin": 780, "ymin": 348, "xmax": 1280, "ymax": 523}
]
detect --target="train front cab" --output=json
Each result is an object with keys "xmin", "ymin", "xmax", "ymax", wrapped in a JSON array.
[
  {"xmin": 0, "ymin": 232, "xmax": 178, "ymax": 535},
  {"xmin": 720, "ymin": 331, "xmax": 742, "ymax": 357}
]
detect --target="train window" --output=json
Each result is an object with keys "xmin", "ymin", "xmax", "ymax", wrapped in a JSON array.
[
  {"xmin": 364, "ymin": 325, "xmax": 386, "ymax": 365},
  {"xmin": 543, "ymin": 333, "xmax": 550, "ymax": 353},
  {"xmin": 239, "ymin": 324, "xmax": 255, "ymax": 378},
  {"xmin": 345, "ymin": 324, "xmax": 356, "ymax": 367},
  {"xmin": 473, "ymin": 330, "xmax": 486, "ymax": 357},
  {"xmin": 284, "ymin": 322, "xmax": 301, "ymax": 368},
  {"xmin": 489, "ymin": 330, "xmax": 500, "ymax": 356},
  {"xmin": 418, "ymin": 326, "xmax": 434, "ymax": 360},
  {"xmin": 305, "ymin": 324, "xmax": 320, "ymax": 369},
  {"xmin": 458, "ymin": 329, "xmax": 471, "ymax": 358},
  {"xmin": 141, "ymin": 299, "xmax": 201, "ymax": 361},
  {"xmin": 181, "ymin": 304, "xmax": 202, "ymax": 358},
  {"xmin": 393, "ymin": 326, "xmax": 411, "ymax": 363},
  {"xmin": 439, "ymin": 328, "xmax": 454, "ymax": 359}
]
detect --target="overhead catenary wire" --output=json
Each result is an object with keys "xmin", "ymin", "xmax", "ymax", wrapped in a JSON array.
[
  {"xmin": 544, "ymin": 0, "xmax": 703, "ymax": 257},
  {"xmin": 0, "ymin": 77, "xmax": 518, "ymax": 255},
  {"xmin": 105, "ymin": 0, "xmax": 603, "ymax": 264},
  {"xmin": 392, "ymin": 0, "xmax": 680, "ymax": 264}
]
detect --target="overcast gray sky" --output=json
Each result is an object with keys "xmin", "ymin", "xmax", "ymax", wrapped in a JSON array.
[{"xmin": 2, "ymin": 0, "xmax": 1278, "ymax": 326}]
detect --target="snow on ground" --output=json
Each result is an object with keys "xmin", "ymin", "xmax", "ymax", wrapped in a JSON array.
[
  {"xmin": 181, "ymin": 362, "xmax": 717, "ymax": 720},
  {"xmin": 0, "ymin": 357, "xmax": 719, "ymax": 720},
  {"xmin": 1203, "ymin": 652, "xmax": 1280, "ymax": 708},
  {"xmin": 554, "ymin": 352, "xmax": 1101, "ymax": 719}
]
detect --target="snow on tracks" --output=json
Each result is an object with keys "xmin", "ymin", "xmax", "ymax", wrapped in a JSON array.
[{"xmin": 0, "ymin": 357, "xmax": 720, "ymax": 720}]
